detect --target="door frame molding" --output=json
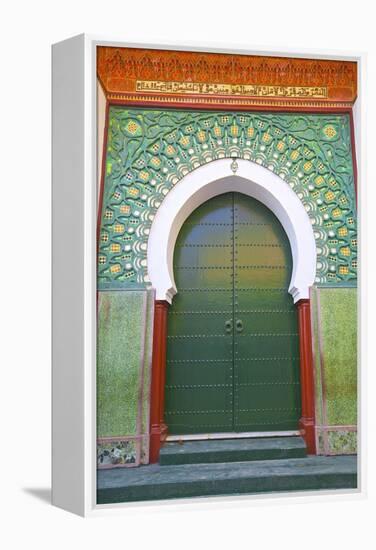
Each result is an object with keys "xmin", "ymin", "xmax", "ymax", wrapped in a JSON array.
[{"xmin": 148, "ymin": 159, "xmax": 317, "ymax": 461}]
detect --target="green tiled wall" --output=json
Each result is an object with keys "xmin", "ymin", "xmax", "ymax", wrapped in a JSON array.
[
  {"xmin": 97, "ymin": 288, "xmax": 154, "ymax": 466},
  {"xmin": 311, "ymin": 286, "xmax": 357, "ymax": 454}
]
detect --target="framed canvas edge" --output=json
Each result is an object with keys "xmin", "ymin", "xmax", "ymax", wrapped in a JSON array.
[{"xmin": 51, "ymin": 33, "xmax": 367, "ymax": 517}]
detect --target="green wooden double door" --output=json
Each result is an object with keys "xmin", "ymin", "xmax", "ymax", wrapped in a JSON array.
[{"xmin": 165, "ymin": 192, "xmax": 301, "ymax": 435}]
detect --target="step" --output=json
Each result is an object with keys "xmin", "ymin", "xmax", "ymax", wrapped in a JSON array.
[
  {"xmin": 97, "ymin": 455, "xmax": 357, "ymax": 504},
  {"xmin": 159, "ymin": 436, "xmax": 307, "ymax": 465}
]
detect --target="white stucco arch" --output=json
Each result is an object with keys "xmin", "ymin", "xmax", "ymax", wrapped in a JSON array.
[{"xmin": 147, "ymin": 158, "xmax": 316, "ymax": 303}]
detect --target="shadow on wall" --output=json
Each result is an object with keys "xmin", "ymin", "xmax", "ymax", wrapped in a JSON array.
[{"xmin": 22, "ymin": 488, "xmax": 51, "ymax": 504}]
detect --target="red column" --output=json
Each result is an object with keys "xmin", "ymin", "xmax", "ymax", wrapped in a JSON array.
[
  {"xmin": 149, "ymin": 300, "xmax": 169, "ymax": 463},
  {"xmin": 296, "ymin": 299, "xmax": 316, "ymax": 454}
]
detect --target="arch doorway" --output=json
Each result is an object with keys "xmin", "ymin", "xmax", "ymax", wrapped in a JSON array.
[
  {"xmin": 165, "ymin": 192, "xmax": 301, "ymax": 435},
  {"xmin": 148, "ymin": 160, "xmax": 317, "ymax": 462}
]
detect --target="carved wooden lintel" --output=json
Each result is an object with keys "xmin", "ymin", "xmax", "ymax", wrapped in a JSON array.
[{"xmin": 97, "ymin": 46, "xmax": 357, "ymax": 110}]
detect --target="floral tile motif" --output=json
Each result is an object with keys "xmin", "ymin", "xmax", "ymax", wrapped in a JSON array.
[
  {"xmin": 327, "ymin": 430, "xmax": 357, "ymax": 454},
  {"xmin": 97, "ymin": 439, "xmax": 138, "ymax": 467},
  {"xmin": 316, "ymin": 428, "xmax": 357, "ymax": 455},
  {"xmin": 98, "ymin": 108, "xmax": 357, "ymax": 288}
]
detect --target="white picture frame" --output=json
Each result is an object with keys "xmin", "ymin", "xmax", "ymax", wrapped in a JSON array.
[{"xmin": 52, "ymin": 34, "xmax": 365, "ymax": 516}]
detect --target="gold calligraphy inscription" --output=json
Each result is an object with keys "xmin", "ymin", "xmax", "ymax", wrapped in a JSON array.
[{"xmin": 136, "ymin": 80, "xmax": 328, "ymax": 99}]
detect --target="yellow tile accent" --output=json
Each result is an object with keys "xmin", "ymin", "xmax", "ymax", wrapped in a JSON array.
[
  {"xmin": 128, "ymin": 187, "xmax": 140, "ymax": 197},
  {"xmin": 290, "ymin": 150, "xmax": 299, "ymax": 161},
  {"xmin": 120, "ymin": 205, "xmax": 131, "ymax": 214},
  {"xmin": 340, "ymin": 247, "xmax": 351, "ymax": 257},
  {"xmin": 262, "ymin": 132, "xmax": 272, "ymax": 143},
  {"xmin": 126, "ymin": 120, "xmax": 139, "ymax": 134},
  {"xmin": 150, "ymin": 157, "xmax": 161, "ymax": 167},
  {"xmin": 323, "ymin": 125, "xmax": 337, "ymax": 138},
  {"xmin": 230, "ymin": 125, "xmax": 239, "ymax": 136},
  {"xmin": 180, "ymin": 135, "xmax": 190, "ymax": 145},
  {"xmin": 139, "ymin": 171, "xmax": 149, "ymax": 182},
  {"xmin": 328, "ymin": 177, "xmax": 337, "ymax": 188}
]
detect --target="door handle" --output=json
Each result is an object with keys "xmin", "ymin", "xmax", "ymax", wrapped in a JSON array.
[
  {"xmin": 225, "ymin": 320, "xmax": 233, "ymax": 333},
  {"xmin": 235, "ymin": 319, "xmax": 243, "ymax": 332}
]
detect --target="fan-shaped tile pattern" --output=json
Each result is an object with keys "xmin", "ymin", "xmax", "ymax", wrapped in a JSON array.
[{"xmin": 98, "ymin": 108, "xmax": 357, "ymax": 288}]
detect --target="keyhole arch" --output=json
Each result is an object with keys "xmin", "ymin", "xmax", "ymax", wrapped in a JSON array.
[{"xmin": 147, "ymin": 158, "xmax": 316, "ymax": 304}]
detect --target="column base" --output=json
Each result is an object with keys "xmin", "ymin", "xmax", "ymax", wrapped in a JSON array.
[
  {"xmin": 149, "ymin": 426, "xmax": 162, "ymax": 464},
  {"xmin": 299, "ymin": 417, "xmax": 316, "ymax": 455},
  {"xmin": 160, "ymin": 423, "xmax": 168, "ymax": 442}
]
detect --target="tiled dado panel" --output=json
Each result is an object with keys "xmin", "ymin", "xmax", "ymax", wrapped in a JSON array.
[
  {"xmin": 97, "ymin": 289, "xmax": 154, "ymax": 468},
  {"xmin": 310, "ymin": 286, "xmax": 357, "ymax": 455},
  {"xmin": 98, "ymin": 108, "xmax": 357, "ymax": 289}
]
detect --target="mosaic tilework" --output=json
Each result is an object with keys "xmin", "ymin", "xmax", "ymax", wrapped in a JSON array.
[
  {"xmin": 311, "ymin": 285, "xmax": 357, "ymax": 455},
  {"xmin": 98, "ymin": 108, "xmax": 357, "ymax": 288},
  {"xmin": 97, "ymin": 439, "xmax": 138, "ymax": 467},
  {"xmin": 317, "ymin": 430, "xmax": 357, "ymax": 455}
]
